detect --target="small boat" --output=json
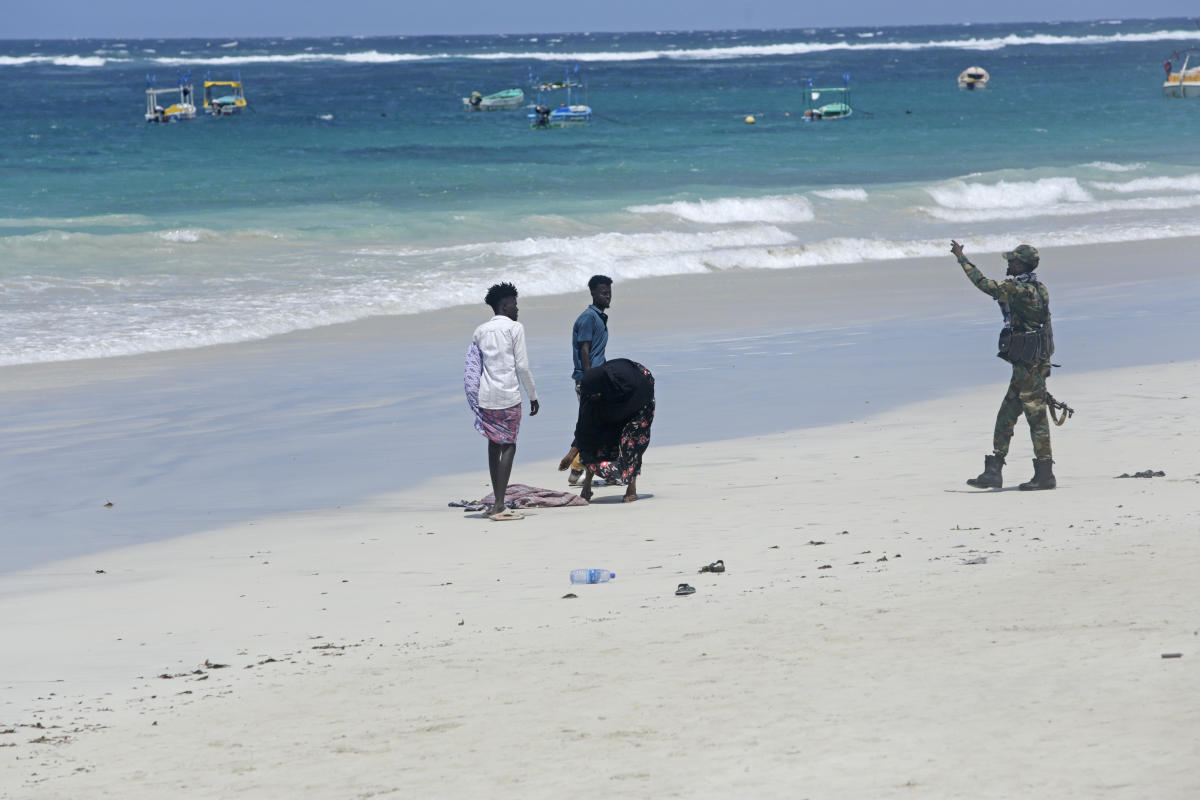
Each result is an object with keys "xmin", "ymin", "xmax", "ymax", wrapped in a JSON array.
[
  {"xmin": 802, "ymin": 76, "xmax": 853, "ymax": 121},
  {"xmin": 203, "ymin": 73, "xmax": 248, "ymax": 115},
  {"xmin": 145, "ymin": 73, "xmax": 196, "ymax": 123},
  {"xmin": 958, "ymin": 66, "xmax": 990, "ymax": 90},
  {"xmin": 1163, "ymin": 48, "xmax": 1200, "ymax": 97},
  {"xmin": 528, "ymin": 68, "xmax": 591, "ymax": 129},
  {"xmin": 463, "ymin": 88, "xmax": 525, "ymax": 111}
]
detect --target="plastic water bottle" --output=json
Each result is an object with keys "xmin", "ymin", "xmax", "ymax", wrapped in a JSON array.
[{"xmin": 570, "ymin": 568, "xmax": 615, "ymax": 584}]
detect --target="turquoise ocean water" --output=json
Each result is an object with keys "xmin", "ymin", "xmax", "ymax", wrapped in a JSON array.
[{"xmin": 4, "ymin": 18, "xmax": 1200, "ymax": 366}]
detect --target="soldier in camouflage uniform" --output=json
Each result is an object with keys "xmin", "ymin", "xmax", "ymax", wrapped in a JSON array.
[{"xmin": 950, "ymin": 240, "xmax": 1056, "ymax": 491}]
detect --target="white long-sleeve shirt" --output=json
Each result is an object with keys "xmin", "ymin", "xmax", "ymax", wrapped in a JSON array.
[{"xmin": 472, "ymin": 315, "xmax": 538, "ymax": 410}]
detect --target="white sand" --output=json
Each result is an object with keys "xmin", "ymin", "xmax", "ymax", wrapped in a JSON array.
[{"xmin": 3, "ymin": 356, "xmax": 1198, "ymax": 798}]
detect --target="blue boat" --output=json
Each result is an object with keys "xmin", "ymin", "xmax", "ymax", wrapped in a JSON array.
[{"xmin": 528, "ymin": 67, "xmax": 591, "ymax": 129}]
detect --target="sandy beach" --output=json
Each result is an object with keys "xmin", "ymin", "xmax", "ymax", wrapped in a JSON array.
[{"xmin": 2, "ymin": 238, "xmax": 1200, "ymax": 798}]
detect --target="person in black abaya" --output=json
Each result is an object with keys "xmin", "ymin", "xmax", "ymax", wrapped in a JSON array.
[{"xmin": 558, "ymin": 358, "xmax": 654, "ymax": 502}]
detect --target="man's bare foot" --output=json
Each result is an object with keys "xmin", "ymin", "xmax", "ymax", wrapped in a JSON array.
[
  {"xmin": 621, "ymin": 491, "xmax": 638, "ymax": 503},
  {"xmin": 488, "ymin": 504, "xmax": 506, "ymax": 518}
]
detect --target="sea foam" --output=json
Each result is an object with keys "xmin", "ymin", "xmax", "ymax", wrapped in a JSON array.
[
  {"xmin": 628, "ymin": 195, "xmax": 815, "ymax": 224},
  {"xmin": 812, "ymin": 188, "xmax": 869, "ymax": 202},
  {"xmin": 924, "ymin": 177, "xmax": 1093, "ymax": 211},
  {"xmin": 69, "ymin": 27, "xmax": 1200, "ymax": 68},
  {"xmin": 1090, "ymin": 174, "xmax": 1200, "ymax": 193}
]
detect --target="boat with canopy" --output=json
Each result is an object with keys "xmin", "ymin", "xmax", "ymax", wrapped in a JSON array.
[
  {"xmin": 529, "ymin": 66, "xmax": 591, "ymax": 129},
  {"xmin": 145, "ymin": 73, "xmax": 196, "ymax": 123},
  {"xmin": 802, "ymin": 75, "xmax": 853, "ymax": 121},
  {"xmin": 203, "ymin": 73, "xmax": 248, "ymax": 115},
  {"xmin": 1163, "ymin": 48, "xmax": 1200, "ymax": 97}
]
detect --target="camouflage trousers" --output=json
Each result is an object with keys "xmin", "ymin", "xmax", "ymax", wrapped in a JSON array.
[{"xmin": 993, "ymin": 360, "xmax": 1052, "ymax": 461}]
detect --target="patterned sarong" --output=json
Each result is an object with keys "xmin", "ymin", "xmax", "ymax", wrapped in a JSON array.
[
  {"xmin": 479, "ymin": 404, "xmax": 521, "ymax": 443},
  {"xmin": 465, "ymin": 341, "xmax": 522, "ymax": 443}
]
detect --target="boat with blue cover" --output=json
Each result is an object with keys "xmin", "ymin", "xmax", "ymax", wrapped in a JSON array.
[{"xmin": 529, "ymin": 67, "xmax": 591, "ymax": 128}]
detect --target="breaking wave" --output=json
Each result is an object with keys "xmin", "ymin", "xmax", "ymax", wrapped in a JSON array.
[{"xmin": 628, "ymin": 195, "xmax": 815, "ymax": 224}]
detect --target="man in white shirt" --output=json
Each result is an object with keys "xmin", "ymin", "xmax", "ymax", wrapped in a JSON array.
[{"xmin": 471, "ymin": 282, "xmax": 539, "ymax": 520}]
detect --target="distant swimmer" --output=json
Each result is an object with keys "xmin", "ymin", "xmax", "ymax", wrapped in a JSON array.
[{"xmin": 951, "ymin": 240, "xmax": 1059, "ymax": 491}]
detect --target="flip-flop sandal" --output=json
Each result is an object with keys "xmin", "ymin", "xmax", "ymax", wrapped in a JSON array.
[
  {"xmin": 675, "ymin": 583, "xmax": 696, "ymax": 596},
  {"xmin": 699, "ymin": 560, "xmax": 725, "ymax": 574},
  {"xmin": 489, "ymin": 509, "xmax": 525, "ymax": 521}
]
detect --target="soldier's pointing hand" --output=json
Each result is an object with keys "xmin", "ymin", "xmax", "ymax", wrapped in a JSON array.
[{"xmin": 950, "ymin": 240, "xmax": 965, "ymax": 260}]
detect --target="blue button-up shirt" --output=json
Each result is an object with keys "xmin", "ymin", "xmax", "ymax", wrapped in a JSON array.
[{"xmin": 571, "ymin": 305, "xmax": 608, "ymax": 380}]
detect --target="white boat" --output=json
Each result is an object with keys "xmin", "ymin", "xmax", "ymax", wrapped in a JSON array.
[
  {"xmin": 463, "ymin": 88, "xmax": 525, "ymax": 111},
  {"xmin": 145, "ymin": 75, "xmax": 196, "ymax": 122},
  {"xmin": 958, "ymin": 66, "xmax": 990, "ymax": 90},
  {"xmin": 1163, "ymin": 49, "xmax": 1200, "ymax": 97}
]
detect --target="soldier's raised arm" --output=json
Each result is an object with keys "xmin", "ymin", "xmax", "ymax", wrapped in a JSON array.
[{"xmin": 950, "ymin": 239, "xmax": 1007, "ymax": 300}]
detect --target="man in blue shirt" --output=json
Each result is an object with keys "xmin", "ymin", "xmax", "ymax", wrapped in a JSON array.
[{"xmin": 566, "ymin": 274, "xmax": 612, "ymax": 484}]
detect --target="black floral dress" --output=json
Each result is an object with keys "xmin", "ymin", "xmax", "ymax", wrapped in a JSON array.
[{"xmin": 579, "ymin": 361, "xmax": 654, "ymax": 484}]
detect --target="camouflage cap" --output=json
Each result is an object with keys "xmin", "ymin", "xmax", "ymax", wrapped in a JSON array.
[{"xmin": 1003, "ymin": 244, "xmax": 1039, "ymax": 267}]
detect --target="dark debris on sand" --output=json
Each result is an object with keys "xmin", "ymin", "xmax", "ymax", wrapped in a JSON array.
[{"xmin": 1116, "ymin": 469, "xmax": 1166, "ymax": 479}]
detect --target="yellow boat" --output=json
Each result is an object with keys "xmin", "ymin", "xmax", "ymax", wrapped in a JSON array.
[
  {"xmin": 203, "ymin": 74, "xmax": 248, "ymax": 115},
  {"xmin": 1163, "ymin": 48, "xmax": 1200, "ymax": 98},
  {"xmin": 145, "ymin": 76, "xmax": 196, "ymax": 123}
]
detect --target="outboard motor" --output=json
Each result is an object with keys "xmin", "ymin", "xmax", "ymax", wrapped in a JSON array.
[
  {"xmin": 469, "ymin": 91, "xmax": 482, "ymax": 108},
  {"xmin": 534, "ymin": 105, "xmax": 551, "ymax": 127}
]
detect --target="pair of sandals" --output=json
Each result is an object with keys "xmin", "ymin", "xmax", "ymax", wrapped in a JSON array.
[
  {"xmin": 488, "ymin": 509, "xmax": 524, "ymax": 521},
  {"xmin": 677, "ymin": 559, "xmax": 726, "ymax": 596}
]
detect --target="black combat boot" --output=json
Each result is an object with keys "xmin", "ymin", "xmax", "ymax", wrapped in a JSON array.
[
  {"xmin": 966, "ymin": 454, "xmax": 1004, "ymax": 488},
  {"xmin": 1019, "ymin": 458, "xmax": 1056, "ymax": 491}
]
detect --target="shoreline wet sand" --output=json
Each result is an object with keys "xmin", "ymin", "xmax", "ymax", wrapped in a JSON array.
[{"xmin": 3, "ymin": 236, "xmax": 1199, "ymax": 572}]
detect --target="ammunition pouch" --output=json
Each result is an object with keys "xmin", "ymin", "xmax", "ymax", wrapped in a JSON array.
[{"xmin": 998, "ymin": 321, "xmax": 1054, "ymax": 364}]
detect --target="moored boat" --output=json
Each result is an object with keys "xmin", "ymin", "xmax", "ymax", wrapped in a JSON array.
[
  {"xmin": 463, "ymin": 88, "xmax": 525, "ymax": 111},
  {"xmin": 1163, "ymin": 48, "xmax": 1200, "ymax": 97},
  {"xmin": 528, "ymin": 68, "xmax": 591, "ymax": 128},
  {"xmin": 145, "ymin": 74, "xmax": 196, "ymax": 123},
  {"xmin": 203, "ymin": 73, "xmax": 248, "ymax": 115},
  {"xmin": 802, "ymin": 75, "xmax": 854, "ymax": 121},
  {"xmin": 958, "ymin": 66, "xmax": 990, "ymax": 90}
]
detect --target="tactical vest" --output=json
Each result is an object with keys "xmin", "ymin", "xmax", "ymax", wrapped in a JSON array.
[
  {"xmin": 996, "ymin": 278, "xmax": 1053, "ymax": 364},
  {"xmin": 997, "ymin": 321, "xmax": 1054, "ymax": 363}
]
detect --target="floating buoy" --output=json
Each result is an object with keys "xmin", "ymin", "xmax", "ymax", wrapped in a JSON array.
[{"xmin": 745, "ymin": 115, "xmax": 756, "ymax": 124}]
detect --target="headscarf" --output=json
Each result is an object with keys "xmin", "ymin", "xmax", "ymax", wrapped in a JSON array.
[{"xmin": 573, "ymin": 358, "xmax": 654, "ymax": 452}]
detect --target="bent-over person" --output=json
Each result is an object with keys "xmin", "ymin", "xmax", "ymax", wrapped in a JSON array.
[{"xmin": 558, "ymin": 358, "xmax": 654, "ymax": 502}]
